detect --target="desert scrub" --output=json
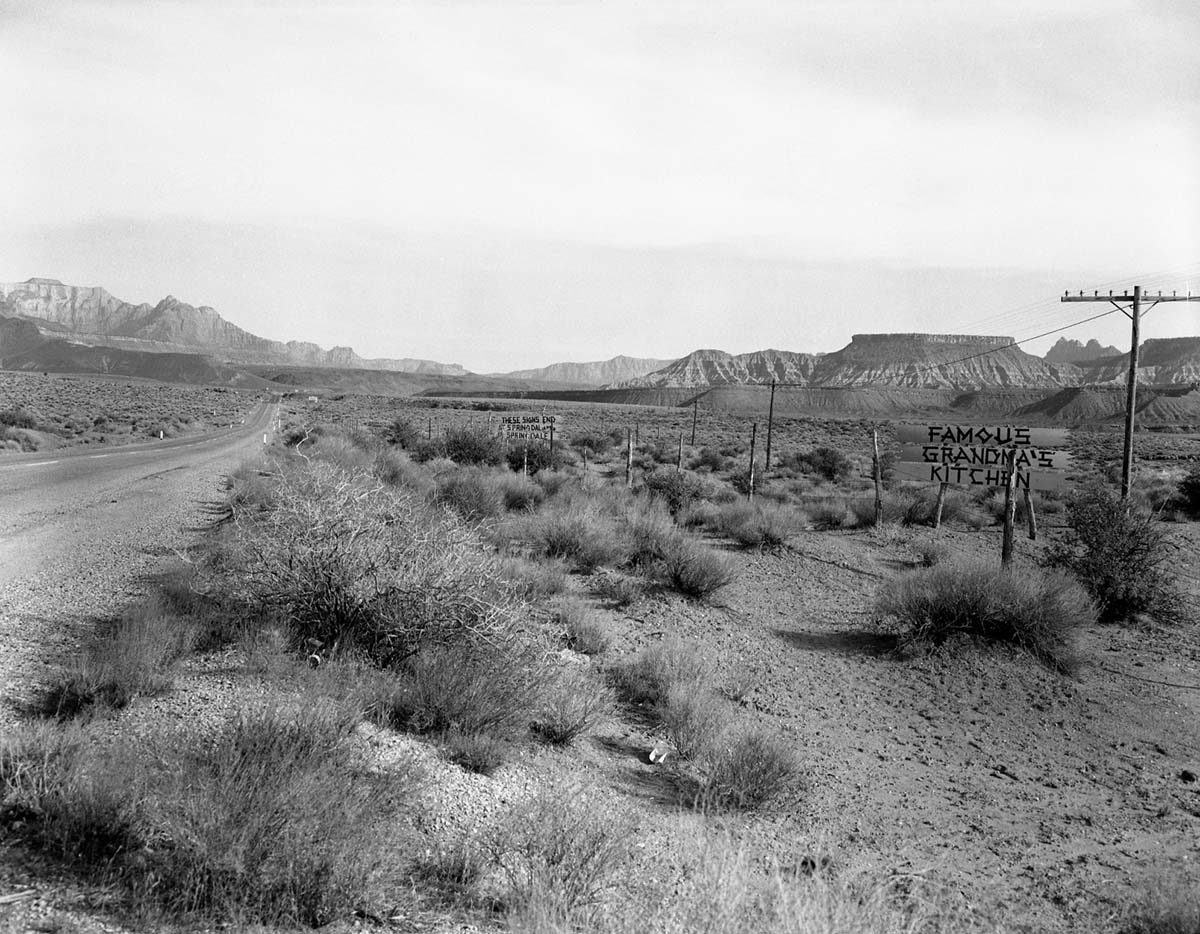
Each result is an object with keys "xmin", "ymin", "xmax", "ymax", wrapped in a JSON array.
[
  {"xmin": 658, "ymin": 537, "xmax": 735, "ymax": 600},
  {"xmin": 613, "ymin": 638, "xmax": 712, "ymax": 707},
  {"xmin": 638, "ymin": 466, "xmax": 712, "ymax": 515},
  {"xmin": 434, "ymin": 467, "xmax": 506, "ymax": 520},
  {"xmin": 374, "ymin": 644, "xmax": 542, "ymax": 742},
  {"xmin": 486, "ymin": 785, "xmax": 636, "ymax": 926},
  {"xmin": 552, "ymin": 598, "xmax": 611, "ymax": 655},
  {"xmin": 712, "ymin": 500, "xmax": 802, "ymax": 549},
  {"xmin": 1, "ymin": 699, "xmax": 415, "ymax": 926},
  {"xmin": 699, "ymin": 727, "xmax": 800, "ymax": 811},
  {"xmin": 875, "ymin": 558, "xmax": 1094, "ymax": 671},
  {"xmin": 529, "ymin": 504, "xmax": 627, "ymax": 572},
  {"xmin": 618, "ymin": 500, "xmax": 684, "ymax": 568},
  {"xmin": 218, "ymin": 459, "xmax": 519, "ymax": 666},
  {"xmin": 658, "ymin": 683, "xmax": 729, "ymax": 760},
  {"xmin": 1045, "ymin": 485, "xmax": 1186, "ymax": 623},
  {"xmin": 38, "ymin": 597, "xmax": 197, "ymax": 717},
  {"xmin": 533, "ymin": 665, "xmax": 613, "ymax": 745}
]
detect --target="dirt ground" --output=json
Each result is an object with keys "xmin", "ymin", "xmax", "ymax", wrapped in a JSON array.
[
  {"xmin": 579, "ymin": 518, "xmax": 1200, "ymax": 933},
  {"xmin": 2, "ymin": 420, "xmax": 1199, "ymax": 933}
]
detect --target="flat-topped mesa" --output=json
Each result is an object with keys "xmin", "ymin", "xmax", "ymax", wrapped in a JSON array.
[{"xmin": 850, "ymin": 333, "xmax": 1014, "ymax": 347}]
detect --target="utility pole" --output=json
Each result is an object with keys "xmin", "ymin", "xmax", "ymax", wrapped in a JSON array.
[
  {"xmin": 764, "ymin": 380, "xmax": 777, "ymax": 471},
  {"xmin": 1062, "ymin": 287, "xmax": 1198, "ymax": 498}
]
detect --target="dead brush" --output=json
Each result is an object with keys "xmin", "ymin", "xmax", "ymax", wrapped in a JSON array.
[{"xmin": 217, "ymin": 460, "xmax": 519, "ymax": 667}]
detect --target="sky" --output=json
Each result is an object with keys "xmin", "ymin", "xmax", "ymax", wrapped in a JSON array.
[{"xmin": 2, "ymin": 0, "xmax": 1198, "ymax": 372}]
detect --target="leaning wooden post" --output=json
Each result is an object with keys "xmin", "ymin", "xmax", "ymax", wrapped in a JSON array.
[
  {"xmin": 427, "ymin": 416, "xmax": 432, "ymax": 440},
  {"xmin": 872, "ymin": 428, "xmax": 883, "ymax": 527},
  {"xmin": 1001, "ymin": 448, "xmax": 1017, "ymax": 567},
  {"xmin": 932, "ymin": 483, "xmax": 948, "ymax": 528},
  {"xmin": 677, "ymin": 433, "xmax": 683, "ymax": 472},
  {"xmin": 748, "ymin": 422, "xmax": 758, "ymax": 502},
  {"xmin": 625, "ymin": 428, "xmax": 633, "ymax": 487},
  {"xmin": 1023, "ymin": 489, "xmax": 1037, "ymax": 541},
  {"xmin": 548, "ymin": 423, "xmax": 555, "ymax": 463}
]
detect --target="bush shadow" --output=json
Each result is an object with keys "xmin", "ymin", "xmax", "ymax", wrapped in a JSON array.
[{"xmin": 773, "ymin": 627, "xmax": 898, "ymax": 657}]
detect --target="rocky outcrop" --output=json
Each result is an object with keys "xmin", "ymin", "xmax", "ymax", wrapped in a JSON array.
[
  {"xmin": 809, "ymin": 334, "xmax": 1082, "ymax": 389},
  {"xmin": 0, "ymin": 279, "xmax": 468, "ymax": 375},
  {"xmin": 1078, "ymin": 337, "xmax": 1200, "ymax": 385},
  {"xmin": 1044, "ymin": 337, "xmax": 1121, "ymax": 364},
  {"xmin": 616, "ymin": 348, "xmax": 822, "ymax": 388},
  {"xmin": 492, "ymin": 355, "xmax": 675, "ymax": 386}
]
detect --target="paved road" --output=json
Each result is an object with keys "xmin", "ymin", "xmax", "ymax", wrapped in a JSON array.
[{"xmin": 0, "ymin": 400, "xmax": 280, "ymax": 722}]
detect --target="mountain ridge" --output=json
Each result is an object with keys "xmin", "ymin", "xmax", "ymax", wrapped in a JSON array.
[{"xmin": 0, "ymin": 279, "xmax": 469, "ymax": 376}]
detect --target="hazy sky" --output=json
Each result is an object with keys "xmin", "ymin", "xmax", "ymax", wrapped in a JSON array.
[{"xmin": 2, "ymin": 0, "xmax": 1197, "ymax": 371}]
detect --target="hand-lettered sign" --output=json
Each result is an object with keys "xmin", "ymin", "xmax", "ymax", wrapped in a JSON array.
[
  {"xmin": 892, "ymin": 460, "xmax": 1070, "ymax": 492},
  {"xmin": 896, "ymin": 425, "xmax": 1067, "ymax": 448},
  {"xmin": 497, "ymin": 413, "xmax": 562, "ymax": 442},
  {"xmin": 899, "ymin": 444, "xmax": 1073, "ymax": 472}
]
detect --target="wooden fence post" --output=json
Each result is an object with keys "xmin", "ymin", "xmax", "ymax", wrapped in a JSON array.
[
  {"xmin": 748, "ymin": 422, "xmax": 758, "ymax": 502},
  {"xmin": 872, "ymin": 428, "xmax": 883, "ymax": 528},
  {"xmin": 1001, "ymin": 448, "xmax": 1017, "ymax": 567},
  {"xmin": 933, "ymin": 483, "xmax": 948, "ymax": 528},
  {"xmin": 1023, "ymin": 489, "xmax": 1037, "ymax": 541},
  {"xmin": 677, "ymin": 433, "xmax": 683, "ymax": 472},
  {"xmin": 626, "ymin": 428, "xmax": 633, "ymax": 487}
]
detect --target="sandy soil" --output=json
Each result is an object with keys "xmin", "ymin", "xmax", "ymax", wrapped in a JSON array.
[{"xmin": 2, "ymin": 437, "xmax": 1198, "ymax": 932}]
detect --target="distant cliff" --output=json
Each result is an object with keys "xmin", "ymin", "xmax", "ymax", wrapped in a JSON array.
[
  {"xmin": 0, "ymin": 279, "xmax": 468, "ymax": 375},
  {"xmin": 616, "ymin": 348, "xmax": 822, "ymax": 388},
  {"xmin": 492, "ymin": 355, "xmax": 674, "ymax": 386}
]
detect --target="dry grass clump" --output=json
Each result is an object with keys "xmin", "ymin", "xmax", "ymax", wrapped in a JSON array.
[
  {"xmin": 552, "ymin": 599, "xmax": 611, "ymax": 655},
  {"xmin": 809, "ymin": 497, "xmax": 853, "ymax": 530},
  {"xmin": 658, "ymin": 683, "xmax": 728, "ymax": 760},
  {"xmin": 875, "ymin": 558, "xmax": 1094, "ymax": 671},
  {"xmin": 533, "ymin": 665, "xmax": 614, "ymax": 746},
  {"xmin": 529, "ymin": 504, "xmax": 627, "ymax": 573},
  {"xmin": 0, "ymin": 697, "xmax": 416, "ymax": 926},
  {"xmin": 711, "ymin": 500, "xmax": 803, "ymax": 549},
  {"xmin": 38, "ymin": 597, "xmax": 197, "ymax": 717},
  {"xmin": 223, "ymin": 461, "xmax": 276, "ymax": 512},
  {"xmin": 618, "ymin": 500, "xmax": 682, "ymax": 568},
  {"xmin": 374, "ymin": 645, "xmax": 541, "ymax": 750},
  {"xmin": 435, "ymin": 467, "xmax": 506, "ymax": 520},
  {"xmin": 659, "ymin": 537, "xmax": 735, "ymax": 600},
  {"xmin": 486, "ymin": 786, "xmax": 636, "ymax": 926},
  {"xmin": 498, "ymin": 555, "xmax": 570, "ymax": 600},
  {"xmin": 699, "ymin": 729, "xmax": 800, "ymax": 811},
  {"xmin": 613, "ymin": 638, "xmax": 713, "ymax": 707}
]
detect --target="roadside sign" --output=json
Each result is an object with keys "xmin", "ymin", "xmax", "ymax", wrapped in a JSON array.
[
  {"xmin": 896, "ymin": 424, "xmax": 1068, "ymax": 448},
  {"xmin": 497, "ymin": 413, "xmax": 562, "ymax": 443},
  {"xmin": 893, "ymin": 460, "xmax": 1070, "ymax": 492},
  {"xmin": 899, "ymin": 444, "xmax": 1073, "ymax": 472}
]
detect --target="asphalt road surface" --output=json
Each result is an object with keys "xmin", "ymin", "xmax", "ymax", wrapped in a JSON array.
[{"xmin": 0, "ymin": 400, "xmax": 280, "ymax": 723}]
